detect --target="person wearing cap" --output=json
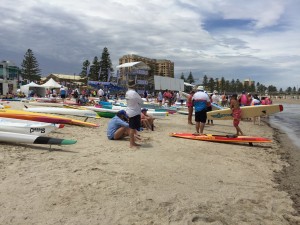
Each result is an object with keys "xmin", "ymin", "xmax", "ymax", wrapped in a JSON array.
[
  {"xmin": 60, "ymin": 85, "xmax": 66, "ymax": 102},
  {"xmin": 192, "ymin": 85, "xmax": 210, "ymax": 135},
  {"xmin": 141, "ymin": 108, "xmax": 155, "ymax": 131},
  {"xmin": 125, "ymin": 79, "xmax": 144, "ymax": 148},
  {"xmin": 107, "ymin": 110, "xmax": 130, "ymax": 140}
]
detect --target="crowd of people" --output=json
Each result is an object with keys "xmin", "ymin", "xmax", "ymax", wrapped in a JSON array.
[{"xmin": 184, "ymin": 88, "xmax": 274, "ymax": 137}]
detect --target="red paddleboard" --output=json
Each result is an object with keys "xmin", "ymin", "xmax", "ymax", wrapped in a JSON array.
[{"xmin": 170, "ymin": 132, "xmax": 272, "ymax": 145}]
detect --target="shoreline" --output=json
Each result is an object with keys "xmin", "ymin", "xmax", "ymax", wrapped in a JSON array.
[
  {"xmin": 265, "ymin": 98, "xmax": 300, "ymax": 221},
  {"xmin": 272, "ymin": 124, "xmax": 300, "ymax": 218}
]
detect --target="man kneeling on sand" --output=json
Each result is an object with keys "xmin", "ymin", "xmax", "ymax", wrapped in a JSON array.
[
  {"xmin": 107, "ymin": 110, "xmax": 141, "ymax": 141},
  {"xmin": 107, "ymin": 110, "xmax": 130, "ymax": 140}
]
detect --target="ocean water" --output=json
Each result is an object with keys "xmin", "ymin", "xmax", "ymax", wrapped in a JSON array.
[{"xmin": 268, "ymin": 104, "xmax": 300, "ymax": 149}]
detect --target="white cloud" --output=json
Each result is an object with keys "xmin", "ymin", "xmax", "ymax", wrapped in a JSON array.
[{"xmin": 0, "ymin": 0, "xmax": 299, "ymax": 89}]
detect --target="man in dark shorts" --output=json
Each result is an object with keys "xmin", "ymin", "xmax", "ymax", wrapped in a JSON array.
[
  {"xmin": 192, "ymin": 86, "xmax": 210, "ymax": 135},
  {"xmin": 125, "ymin": 80, "xmax": 144, "ymax": 148}
]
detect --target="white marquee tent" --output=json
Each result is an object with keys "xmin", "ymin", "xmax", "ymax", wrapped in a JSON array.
[
  {"xmin": 20, "ymin": 82, "xmax": 46, "ymax": 97},
  {"xmin": 41, "ymin": 78, "xmax": 62, "ymax": 89}
]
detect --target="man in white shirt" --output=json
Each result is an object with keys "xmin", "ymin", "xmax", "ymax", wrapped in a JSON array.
[
  {"xmin": 211, "ymin": 91, "xmax": 220, "ymax": 104},
  {"xmin": 125, "ymin": 80, "xmax": 144, "ymax": 148},
  {"xmin": 97, "ymin": 87, "xmax": 104, "ymax": 97},
  {"xmin": 192, "ymin": 86, "xmax": 210, "ymax": 135}
]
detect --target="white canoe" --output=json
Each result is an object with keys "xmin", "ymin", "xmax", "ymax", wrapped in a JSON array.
[
  {"xmin": 0, "ymin": 118, "xmax": 63, "ymax": 135},
  {"xmin": 0, "ymin": 131, "xmax": 76, "ymax": 145},
  {"xmin": 23, "ymin": 107, "xmax": 100, "ymax": 118}
]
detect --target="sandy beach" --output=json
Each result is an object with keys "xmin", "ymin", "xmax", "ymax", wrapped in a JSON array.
[{"xmin": 0, "ymin": 100, "xmax": 300, "ymax": 225}]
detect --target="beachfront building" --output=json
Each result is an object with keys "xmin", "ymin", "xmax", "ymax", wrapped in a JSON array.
[
  {"xmin": 41, "ymin": 73, "xmax": 85, "ymax": 87},
  {"xmin": 0, "ymin": 60, "xmax": 20, "ymax": 95},
  {"xmin": 118, "ymin": 54, "xmax": 174, "ymax": 93},
  {"xmin": 243, "ymin": 78, "xmax": 255, "ymax": 87},
  {"xmin": 119, "ymin": 54, "xmax": 174, "ymax": 79}
]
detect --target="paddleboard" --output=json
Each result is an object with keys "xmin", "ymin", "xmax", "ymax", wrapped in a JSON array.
[
  {"xmin": 23, "ymin": 106, "xmax": 100, "ymax": 118},
  {"xmin": 0, "ymin": 109, "xmax": 99, "ymax": 127},
  {"xmin": 0, "ymin": 118, "xmax": 63, "ymax": 135},
  {"xmin": 0, "ymin": 131, "xmax": 76, "ymax": 145},
  {"xmin": 207, "ymin": 104, "xmax": 283, "ymax": 120},
  {"xmin": 170, "ymin": 132, "xmax": 272, "ymax": 144},
  {"xmin": 0, "ymin": 109, "xmax": 72, "ymax": 124}
]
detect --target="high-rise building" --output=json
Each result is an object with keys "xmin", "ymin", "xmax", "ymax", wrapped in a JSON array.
[
  {"xmin": 118, "ymin": 54, "xmax": 174, "ymax": 79},
  {"xmin": 243, "ymin": 78, "xmax": 255, "ymax": 87}
]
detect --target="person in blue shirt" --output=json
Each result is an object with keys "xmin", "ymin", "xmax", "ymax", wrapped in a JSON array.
[
  {"xmin": 107, "ymin": 110, "xmax": 130, "ymax": 140},
  {"xmin": 192, "ymin": 86, "xmax": 210, "ymax": 135}
]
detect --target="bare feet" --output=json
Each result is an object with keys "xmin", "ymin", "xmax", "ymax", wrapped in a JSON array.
[
  {"xmin": 130, "ymin": 143, "xmax": 141, "ymax": 148},
  {"xmin": 188, "ymin": 123, "xmax": 194, "ymax": 125}
]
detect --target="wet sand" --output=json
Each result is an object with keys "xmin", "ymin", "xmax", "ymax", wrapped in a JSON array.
[{"xmin": 270, "ymin": 97, "xmax": 300, "ymax": 223}]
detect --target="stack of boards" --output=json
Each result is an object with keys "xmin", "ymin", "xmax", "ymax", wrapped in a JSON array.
[{"xmin": 0, "ymin": 109, "xmax": 88, "ymax": 145}]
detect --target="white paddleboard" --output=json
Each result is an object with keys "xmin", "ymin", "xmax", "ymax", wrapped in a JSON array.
[
  {"xmin": 207, "ymin": 104, "xmax": 283, "ymax": 120},
  {"xmin": 0, "ymin": 118, "xmax": 63, "ymax": 135},
  {"xmin": 23, "ymin": 107, "xmax": 100, "ymax": 118}
]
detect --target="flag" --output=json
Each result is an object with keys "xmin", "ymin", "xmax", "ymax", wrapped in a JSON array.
[
  {"xmin": 107, "ymin": 68, "xmax": 111, "ymax": 82},
  {"xmin": 86, "ymin": 66, "xmax": 90, "ymax": 77},
  {"xmin": 98, "ymin": 67, "xmax": 102, "ymax": 80},
  {"xmin": 116, "ymin": 70, "xmax": 120, "ymax": 84}
]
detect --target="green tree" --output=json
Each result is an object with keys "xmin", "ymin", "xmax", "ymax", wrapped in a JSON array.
[
  {"xmin": 225, "ymin": 80, "xmax": 230, "ymax": 93},
  {"xmin": 267, "ymin": 85, "xmax": 277, "ymax": 95},
  {"xmin": 89, "ymin": 56, "xmax": 101, "ymax": 81},
  {"xmin": 285, "ymin": 87, "xmax": 292, "ymax": 94},
  {"xmin": 230, "ymin": 79, "xmax": 236, "ymax": 93},
  {"xmin": 257, "ymin": 84, "xmax": 267, "ymax": 95},
  {"xmin": 21, "ymin": 49, "xmax": 41, "ymax": 82},
  {"xmin": 80, "ymin": 60, "xmax": 90, "ymax": 79},
  {"xmin": 99, "ymin": 47, "xmax": 113, "ymax": 82},
  {"xmin": 220, "ymin": 77, "xmax": 226, "ymax": 93},
  {"xmin": 279, "ymin": 88, "xmax": 283, "ymax": 94},
  {"xmin": 249, "ymin": 83, "xmax": 256, "ymax": 93},
  {"xmin": 236, "ymin": 79, "xmax": 243, "ymax": 93},
  {"xmin": 186, "ymin": 71, "xmax": 195, "ymax": 84},
  {"xmin": 202, "ymin": 75, "xmax": 208, "ymax": 89},
  {"xmin": 180, "ymin": 72, "xmax": 186, "ymax": 82},
  {"xmin": 207, "ymin": 77, "xmax": 215, "ymax": 93}
]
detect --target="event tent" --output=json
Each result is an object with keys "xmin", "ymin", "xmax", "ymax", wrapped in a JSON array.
[
  {"xmin": 41, "ymin": 78, "xmax": 62, "ymax": 88},
  {"xmin": 20, "ymin": 82, "xmax": 46, "ymax": 97}
]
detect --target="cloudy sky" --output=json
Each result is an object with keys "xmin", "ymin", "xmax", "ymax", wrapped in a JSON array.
[{"xmin": 1, "ymin": 0, "xmax": 299, "ymax": 89}]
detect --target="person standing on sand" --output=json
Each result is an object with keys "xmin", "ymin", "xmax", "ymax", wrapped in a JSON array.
[
  {"xmin": 125, "ymin": 80, "xmax": 144, "ymax": 148},
  {"xmin": 230, "ymin": 94, "xmax": 244, "ymax": 136},
  {"xmin": 192, "ymin": 86, "xmax": 210, "ymax": 135},
  {"xmin": 187, "ymin": 90, "xmax": 195, "ymax": 125}
]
